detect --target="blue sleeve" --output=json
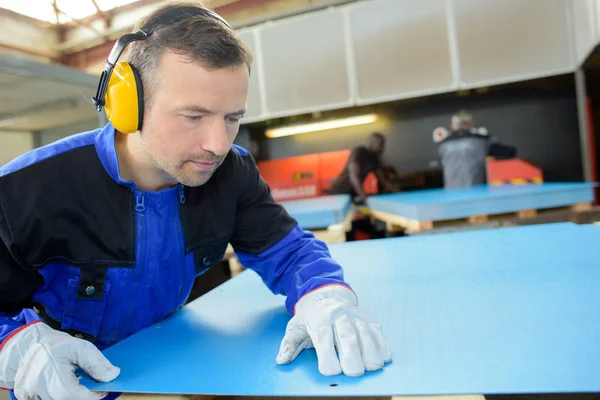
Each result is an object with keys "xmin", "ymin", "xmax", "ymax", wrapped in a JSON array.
[
  {"xmin": 228, "ymin": 149, "xmax": 350, "ymax": 315},
  {"xmin": 0, "ymin": 309, "xmax": 39, "ymax": 345},
  {"xmin": 235, "ymin": 225, "xmax": 350, "ymax": 315}
]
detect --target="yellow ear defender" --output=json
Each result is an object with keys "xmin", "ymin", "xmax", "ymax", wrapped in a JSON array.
[
  {"xmin": 102, "ymin": 62, "xmax": 144, "ymax": 134},
  {"xmin": 92, "ymin": 6, "xmax": 231, "ymax": 134}
]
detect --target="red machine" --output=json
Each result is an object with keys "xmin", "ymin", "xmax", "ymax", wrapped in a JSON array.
[
  {"xmin": 486, "ymin": 158, "xmax": 543, "ymax": 185},
  {"xmin": 257, "ymin": 149, "xmax": 378, "ymax": 201}
]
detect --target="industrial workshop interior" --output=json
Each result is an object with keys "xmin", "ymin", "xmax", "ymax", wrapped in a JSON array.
[{"xmin": 1, "ymin": 0, "xmax": 600, "ymax": 399}]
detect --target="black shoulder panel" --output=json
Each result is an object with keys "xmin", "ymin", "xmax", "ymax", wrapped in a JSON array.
[{"xmin": 0, "ymin": 145, "xmax": 135, "ymax": 270}]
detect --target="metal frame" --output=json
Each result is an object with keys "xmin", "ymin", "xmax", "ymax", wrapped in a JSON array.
[
  {"xmin": 0, "ymin": 53, "xmax": 98, "ymax": 87},
  {"xmin": 575, "ymin": 68, "xmax": 594, "ymax": 183}
]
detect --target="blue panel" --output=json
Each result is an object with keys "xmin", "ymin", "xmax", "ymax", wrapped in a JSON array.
[
  {"xmin": 366, "ymin": 183, "xmax": 596, "ymax": 221},
  {"xmin": 84, "ymin": 222, "xmax": 600, "ymax": 396},
  {"xmin": 279, "ymin": 194, "xmax": 352, "ymax": 229}
]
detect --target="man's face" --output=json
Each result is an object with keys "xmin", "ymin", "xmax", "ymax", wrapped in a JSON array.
[{"xmin": 139, "ymin": 51, "xmax": 249, "ymax": 187}]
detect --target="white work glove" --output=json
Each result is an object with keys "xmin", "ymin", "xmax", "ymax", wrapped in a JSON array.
[
  {"xmin": 276, "ymin": 285, "xmax": 392, "ymax": 376},
  {"xmin": 0, "ymin": 322, "xmax": 120, "ymax": 400}
]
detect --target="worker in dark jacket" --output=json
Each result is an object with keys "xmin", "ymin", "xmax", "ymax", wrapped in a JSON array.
[
  {"xmin": 0, "ymin": 4, "xmax": 391, "ymax": 400},
  {"xmin": 327, "ymin": 133, "xmax": 398, "ymax": 202}
]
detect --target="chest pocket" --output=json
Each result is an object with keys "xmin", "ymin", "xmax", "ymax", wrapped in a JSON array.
[
  {"xmin": 62, "ymin": 274, "xmax": 111, "ymax": 338},
  {"xmin": 192, "ymin": 236, "xmax": 231, "ymax": 275}
]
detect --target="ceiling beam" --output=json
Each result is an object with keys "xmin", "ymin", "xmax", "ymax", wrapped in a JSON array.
[
  {"xmin": 0, "ymin": 127, "xmax": 35, "ymax": 133},
  {"xmin": 53, "ymin": 4, "xmax": 106, "ymax": 39},
  {"xmin": 77, "ymin": 0, "xmax": 162, "ymax": 27},
  {"xmin": 51, "ymin": 0, "xmax": 68, "ymax": 44},
  {"xmin": 0, "ymin": 98, "xmax": 79, "ymax": 123},
  {"xmin": 0, "ymin": 53, "xmax": 98, "ymax": 87},
  {"xmin": 52, "ymin": 0, "xmax": 60, "ymax": 25},
  {"xmin": 90, "ymin": 0, "xmax": 111, "ymax": 29},
  {"xmin": 0, "ymin": 42, "xmax": 61, "ymax": 62},
  {"xmin": 61, "ymin": 40, "xmax": 114, "ymax": 71}
]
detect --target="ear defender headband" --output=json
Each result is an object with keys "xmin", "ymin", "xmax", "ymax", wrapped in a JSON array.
[{"xmin": 92, "ymin": 7, "xmax": 231, "ymax": 134}]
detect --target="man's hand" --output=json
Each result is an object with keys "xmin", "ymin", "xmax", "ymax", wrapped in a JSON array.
[
  {"xmin": 0, "ymin": 322, "xmax": 120, "ymax": 400},
  {"xmin": 354, "ymin": 193, "xmax": 368, "ymax": 204},
  {"xmin": 276, "ymin": 285, "xmax": 392, "ymax": 377}
]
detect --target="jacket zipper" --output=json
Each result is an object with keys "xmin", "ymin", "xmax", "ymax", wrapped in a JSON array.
[
  {"xmin": 175, "ymin": 184, "xmax": 187, "ymax": 304},
  {"xmin": 124, "ymin": 190, "xmax": 146, "ymax": 339},
  {"xmin": 179, "ymin": 184, "xmax": 186, "ymax": 204}
]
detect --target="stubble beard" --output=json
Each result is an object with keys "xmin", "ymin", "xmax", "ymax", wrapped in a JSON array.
[{"xmin": 147, "ymin": 149, "xmax": 226, "ymax": 187}]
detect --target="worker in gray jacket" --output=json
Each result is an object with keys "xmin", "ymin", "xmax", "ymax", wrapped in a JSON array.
[{"xmin": 434, "ymin": 110, "xmax": 516, "ymax": 189}]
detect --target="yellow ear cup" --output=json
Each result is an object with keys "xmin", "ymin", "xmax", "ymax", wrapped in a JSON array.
[{"xmin": 104, "ymin": 62, "xmax": 144, "ymax": 134}]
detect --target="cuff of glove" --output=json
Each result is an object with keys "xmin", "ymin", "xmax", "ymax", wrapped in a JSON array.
[
  {"xmin": 0, "ymin": 320, "xmax": 43, "ymax": 352},
  {"xmin": 0, "ymin": 321, "xmax": 48, "ymax": 389},
  {"xmin": 294, "ymin": 284, "xmax": 358, "ymax": 314}
]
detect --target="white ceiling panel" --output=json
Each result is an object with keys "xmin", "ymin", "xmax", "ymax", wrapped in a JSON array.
[
  {"xmin": 347, "ymin": 0, "xmax": 455, "ymax": 105},
  {"xmin": 259, "ymin": 9, "xmax": 352, "ymax": 117},
  {"xmin": 454, "ymin": 0, "xmax": 574, "ymax": 87}
]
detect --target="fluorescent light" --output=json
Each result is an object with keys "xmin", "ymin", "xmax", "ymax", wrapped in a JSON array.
[
  {"xmin": 265, "ymin": 114, "xmax": 378, "ymax": 138},
  {"xmin": 0, "ymin": 118, "xmax": 15, "ymax": 127}
]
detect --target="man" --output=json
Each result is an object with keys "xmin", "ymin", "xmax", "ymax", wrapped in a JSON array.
[
  {"xmin": 437, "ymin": 110, "xmax": 517, "ymax": 189},
  {"xmin": 326, "ymin": 133, "xmax": 397, "ymax": 202},
  {"xmin": 0, "ymin": 3, "xmax": 391, "ymax": 400}
]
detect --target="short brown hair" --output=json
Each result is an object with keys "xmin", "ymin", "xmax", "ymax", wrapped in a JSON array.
[{"xmin": 125, "ymin": 1, "xmax": 253, "ymax": 108}]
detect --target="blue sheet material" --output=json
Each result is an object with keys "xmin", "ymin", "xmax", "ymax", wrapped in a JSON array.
[
  {"xmin": 366, "ymin": 182, "xmax": 596, "ymax": 221},
  {"xmin": 279, "ymin": 194, "xmax": 352, "ymax": 229},
  {"xmin": 83, "ymin": 222, "xmax": 600, "ymax": 397}
]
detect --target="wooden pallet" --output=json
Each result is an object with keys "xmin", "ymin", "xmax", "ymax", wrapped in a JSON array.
[{"xmin": 371, "ymin": 202, "xmax": 594, "ymax": 234}]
